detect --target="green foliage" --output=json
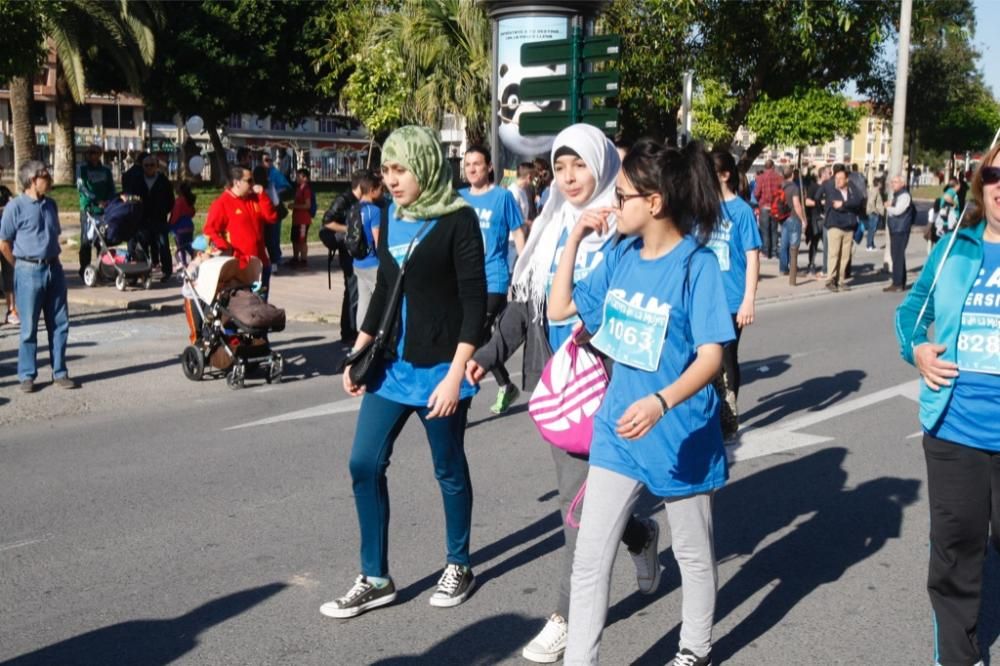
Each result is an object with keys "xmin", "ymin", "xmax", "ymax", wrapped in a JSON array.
[
  {"xmin": 342, "ymin": 43, "xmax": 407, "ymax": 138},
  {"xmin": 691, "ymin": 79, "xmax": 735, "ymax": 146},
  {"xmin": 0, "ymin": 1, "xmax": 46, "ymax": 82},
  {"xmin": 369, "ymin": 0, "xmax": 491, "ymax": 143},
  {"xmin": 143, "ymin": 0, "xmax": 328, "ymax": 126},
  {"xmin": 746, "ymin": 88, "xmax": 862, "ymax": 149}
]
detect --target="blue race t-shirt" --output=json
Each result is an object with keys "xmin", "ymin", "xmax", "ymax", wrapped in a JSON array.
[
  {"xmin": 932, "ymin": 240, "xmax": 1000, "ymax": 451},
  {"xmin": 707, "ymin": 196, "xmax": 762, "ymax": 313},
  {"xmin": 574, "ymin": 236, "xmax": 736, "ymax": 497},
  {"xmin": 547, "ymin": 226, "xmax": 615, "ymax": 352},
  {"xmin": 458, "ymin": 186, "xmax": 523, "ymax": 294},
  {"xmin": 369, "ymin": 205, "xmax": 479, "ymax": 407},
  {"xmin": 353, "ymin": 201, "xmax": 381, "ymax": 270}
]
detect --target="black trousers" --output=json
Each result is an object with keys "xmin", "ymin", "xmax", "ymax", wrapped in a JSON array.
[
  {"xmin": 890, "ymin": 231, "xmax": 909, "ymax": 287},
  {"xmin": 923, "ymin": 433, "xmax": 1000, "ymax": 666},
  {"xmin": 721, "ymin": 313, "xmax": 744, "ymax": 399},
  {"xmin": 320, "ymin": 227, "xmax": 358, "ymax": 341},
  {"xmin": 484, "ymin": 293, "xmax": 512, "ymax": 387},
  {"xmin": 758, "ymin": 208, "xmax": 778, "ymax": 259}
]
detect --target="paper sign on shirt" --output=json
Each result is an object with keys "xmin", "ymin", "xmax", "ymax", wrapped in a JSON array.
[
  {"xmin": 956, "ymin": 263, "xmax": 1000, "ymax": 375},
  {"xmin": 590, "ymin": 289, "xmax": 670, "ymax": 372}
]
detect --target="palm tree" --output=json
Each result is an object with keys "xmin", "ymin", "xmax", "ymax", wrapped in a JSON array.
[
  {"xmin": 7, "ymin": 1, "xmax": 159, "ymax": 184},
  {"xmin": 373, "ymin": 0, "xmax": 491, "ymax": 144},
  {"xmin": 9, "ymin": 76, "xmax": 37, "ymax": 175}
]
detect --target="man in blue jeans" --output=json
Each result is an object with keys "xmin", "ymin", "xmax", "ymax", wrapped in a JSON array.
[
  {"xmin": 0, "ymin": 161, "xmax": 78, "ymax": 393},
  {"xmin": 778, "ymin": 166, "xmax": 806, "ymax": 278}
]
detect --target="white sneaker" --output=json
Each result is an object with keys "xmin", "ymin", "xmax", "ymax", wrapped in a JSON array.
[
  {"xmin": 631, "ymin": 517, "xmax": 661, "ymax": 594},
  {"xmin": 522, "ymin": 613, "xmax": 568, "ymax": 663}
]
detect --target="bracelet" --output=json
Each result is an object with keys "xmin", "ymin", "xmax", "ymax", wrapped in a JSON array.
[{"xmin": 652, "ymin": 392, "xmax": 669, "ymax": 417}]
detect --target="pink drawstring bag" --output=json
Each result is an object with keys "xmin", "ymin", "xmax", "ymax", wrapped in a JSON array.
[{"xmin": 529, "ymin": 325, "xmax": 609, "ymax": 456}]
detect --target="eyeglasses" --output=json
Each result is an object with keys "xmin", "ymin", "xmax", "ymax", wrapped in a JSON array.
[
  {"xmin": 614, "ymin": 189, "xmax": 650, "ymax": 207},
  {"xmin": 982, "ymin": 166, "xmax": 1000, "ymax": 185}
]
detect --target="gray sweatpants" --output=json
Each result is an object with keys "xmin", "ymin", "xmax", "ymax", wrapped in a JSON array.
[
  {"xmin": 355, "ymin": 266, "xmax": 378, "ymax": 328},
  {"xmin": 564, "ymin": 465, "xmax": 717, "ymax": 665}
]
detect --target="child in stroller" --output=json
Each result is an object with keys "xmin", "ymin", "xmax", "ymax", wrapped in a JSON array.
[
  {"xmin": 181, "ymin": 247, "xmax": 285, "ymax": 389},
  {"xmin": 81, "ymin": 194, "xmax": 154, "ymax": 290}
]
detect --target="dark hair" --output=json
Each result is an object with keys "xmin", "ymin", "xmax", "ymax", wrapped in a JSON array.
[
  {"xmin": 297, "ymin": 168, "xmax": 310, "ymax": 179},
  {"xmin": 553, "ymin": 146, "xmax": 580, "ymax": 160},
  {"xmin": 516, "ymin": 162, "xmax": 535, "ymax": 178},
  {"xmin": 357, "ymin": 169, "xmax": 381, "ymax": 196},
  {"xmin": 350, "ymin": 169, "xmax": 368, "ymax": 189},
  {"xmin": 965, "ymin": 142, "xmax": 1000, "ymax": 227},
  {"xmin": 228, "ymin": 165, "xmax": 248, "ymax": 186},
  {"xmin": 252, "ymin": 165, "xmax": 270, "ymax": 186},
  {"xmin": 833, "ymin": 163, "xmax": 847, "ymax": 175},
  {"xmin": 613, "ymin": 137, "xmax": 631, "ymax": 153},
  {"xmin": 178, "ymin": 180, "xmax": 196, "ymax": 207},
  {"xmin": 465, "ymin": 144, "xmax": 491, "ymax": 164},
  {"xmin": 711, "ymin": 150, "xmax": 739, "ymax": 194},
  {"xmin": 622, "ymin": 139, "xmax": 721, "ymax": 242}
]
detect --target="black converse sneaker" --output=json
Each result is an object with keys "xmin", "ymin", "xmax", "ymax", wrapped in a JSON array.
[
  {"xmin": 669, "ymin": 648, "xmax": 711, "ymax": 666},
  {"xmin": 319, "ymin": 575, "xmax": 397, "ymax": 618},
  {"xmin": 428, "ymin": 563, "xmax": 475, "ymax": 608}
]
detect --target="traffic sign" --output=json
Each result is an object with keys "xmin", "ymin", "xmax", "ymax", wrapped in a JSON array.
[
  {"xmin": 520, "ymin": 108, "xmax": 619, "ymax": 136},
  {"xmin": 519, "ymin": 72, "xmax": 620, "ymax": 101},
  {"xmin": 520, "ymin": 35, "xmax": 622, "ymax": 66}
]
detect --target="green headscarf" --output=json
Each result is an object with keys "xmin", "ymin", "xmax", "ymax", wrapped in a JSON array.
[{"xmin": 381, "ymin": 125, "xmax": 468, "ymax": 220}]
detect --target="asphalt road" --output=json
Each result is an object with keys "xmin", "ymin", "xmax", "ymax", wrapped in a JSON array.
[{"xmin": 1, "ymin": 281, "xmax": 998, "ymax": 665}]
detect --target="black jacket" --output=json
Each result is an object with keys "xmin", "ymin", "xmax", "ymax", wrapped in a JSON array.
[
  {"xmin": 322, "ymin": 191, "xmax": 357, "ymax": 226},
  {"xmin": 122, "ymin": 170, "xmax": 174, "ymax": 230},
  {"xmin": 822, "ymin": 180, "xmax": 863, "ymax": 230},
  {"xmin": 362, "ymin": 207, "xmax": 486, "ymax": 365}
]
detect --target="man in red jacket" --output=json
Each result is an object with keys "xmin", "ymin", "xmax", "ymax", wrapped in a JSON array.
[{"xmin": 204, "ymin": 165, "xmax": 278, "ymax": 292}]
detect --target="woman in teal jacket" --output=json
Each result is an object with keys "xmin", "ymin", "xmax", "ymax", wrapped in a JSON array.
[{"xmin": 895, "ymin": 143, "xmax": 1000, "ymax": 666}]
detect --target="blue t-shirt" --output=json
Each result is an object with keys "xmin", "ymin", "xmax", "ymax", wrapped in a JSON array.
[
  {"xmin": 547, "ymin": 227, "xmax": 615, "ymax": 352},
  {"xmin": 707, "ymin": 196, "xmax": 762, "ymax": 313},
  {"xmin": 458, "ymin": 186, "xmax": 523, "ymax": 294},
  {"xmin": 932, "ymin": 240, "xmax": 1000, "ymax": 451},
  {"xmin": 0, "ymin": 194, "xmax": 62, "ymax": 260},
  {"xmin": 353, "ymin": 202, "xmax": 382, "ymax": 270},
  {"xmin": 369, "ymin": 206, "xmax": 479, "ymax": 407},
  {"xmin": 574, "ymin": 236, "xmax": 736, "ymax": 497}
]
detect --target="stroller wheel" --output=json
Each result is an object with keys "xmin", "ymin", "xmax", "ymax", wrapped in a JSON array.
[
  {"xmin": 181, "ymin": 345, "xmax": 205, "ymax": 381},
  {"xmin": 143, "ymin": 276, "xmax": 153, "ymax": 290},
  {"xmin": 227, "ymin": 361, "xmax": 246, "ymax": 390},
  {"xmin": 265, "ymin": 353, "xmax": 283, "ymax": 384},
  {"xmin": 115, "ymin": 273, "xmax": 127, "ymax": 291},
  {"xmin": 82, "ymin": 265, "xmax": 98, "ymax": 287}
]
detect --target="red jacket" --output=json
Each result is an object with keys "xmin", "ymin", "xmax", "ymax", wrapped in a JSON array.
[{"xmin": 204, "ymin": 189, "xmax": 277, "ymax": 267}]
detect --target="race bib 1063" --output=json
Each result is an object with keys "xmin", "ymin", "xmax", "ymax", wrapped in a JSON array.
[
  {"xmin": 957, "ymin": 312, "xmax": 1000, "ymax": 375},
  {"xmin": 590, "ymin": 290, "xmax": 670, "ymax": 372}
]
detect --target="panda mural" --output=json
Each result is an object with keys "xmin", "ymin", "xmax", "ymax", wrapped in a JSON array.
[{"xmin": 497, "ymin": 61, "xmax": 563, "ymax": 157}]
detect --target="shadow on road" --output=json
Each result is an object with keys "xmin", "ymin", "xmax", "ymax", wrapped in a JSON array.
[
  {"xmin": 1, "ymin": 583, "xmax": 287, "ymax": 666},
  {"xmin": 369, "ymin": 613, "xmax": 538, "ymax": 665},
  {"xmin": 627, "ymin": 448, "xmax": 921, "ymax": 664},
  {"xmin": 737, "ymin": 354, "xmax": 792, "ymax": 389},
  {"xmin": 741, "ymin": 369, "xmax": 866, "ymax": 429}
]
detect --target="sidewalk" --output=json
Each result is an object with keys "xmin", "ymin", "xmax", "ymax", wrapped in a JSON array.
[{"xmin": 54, "ymin": 219, "xmax": 930, "ymax": 324}]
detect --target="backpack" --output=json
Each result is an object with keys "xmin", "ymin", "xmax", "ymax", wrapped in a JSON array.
[
  {"xmin": 345, "ymin": 202, "xmax": 376, "ymax": 260},
  {"xmin": 770, "ymin": 187, "xmax": 792, "ymax": 222}
]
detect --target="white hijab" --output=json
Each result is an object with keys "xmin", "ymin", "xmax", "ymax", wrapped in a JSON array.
[{"xmin": 511, "ymin": 124, "xmax": 620, "ymax": 316}]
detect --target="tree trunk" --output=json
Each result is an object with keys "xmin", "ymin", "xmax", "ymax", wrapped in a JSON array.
[
  {"xmin": 206, "ymin": 121, "xmax": 229, "ymax": 186},
  {"xmin": 739, "ymin": 140, "xmax": 767, "ymax": 172},
  {"xmin": 53, "ymin": 63, "xmax": 77, "ymax": 185},
  {"xmin": 9, "ymin": 75, "xmax": 37, "ymax": 175}
]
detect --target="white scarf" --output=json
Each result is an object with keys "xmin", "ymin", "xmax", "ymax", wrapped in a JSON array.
[{"xmin": 511, "ymin": 124, "xmax": 621, "ymax": 317}]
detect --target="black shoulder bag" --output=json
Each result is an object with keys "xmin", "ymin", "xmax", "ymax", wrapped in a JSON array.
[{"xmin": 342, "ymin": 216, "xmax": 433, "ymax": 386}]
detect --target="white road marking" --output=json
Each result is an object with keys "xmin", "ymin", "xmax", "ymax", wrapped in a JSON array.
[
  {"xmin": 727, "ymin": 380, "xmax": 921, "ymax": 463},
  {"xmin": 0, "ymin": 535, "xmax": 53, "ymax": 553}
]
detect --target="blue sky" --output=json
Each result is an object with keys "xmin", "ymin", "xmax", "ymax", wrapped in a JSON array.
[{"xmin": 974, "ymin": 0, "xmax": 1000, "ymax": 96}]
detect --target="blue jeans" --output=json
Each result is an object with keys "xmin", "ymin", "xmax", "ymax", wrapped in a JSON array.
[
  {"xmin": 866, "ymin": 214, "xmax": 879, "ymax": 248},
  {"xmin": 14, "ymin": 260, "xmax": 70, "ymax": 381},
  {"xmin": 853, "ymin": 214, "xmax": 876, "ymax": 247},
  {"xmin": 779, "ymin": 219, "xmax": 802, "ymax": 274},
  {"xmin": 349, "ymin": 391, "xmax": 473, "ymax": 577}
]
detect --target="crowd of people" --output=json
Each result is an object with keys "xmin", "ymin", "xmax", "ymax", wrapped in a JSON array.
[{"xmin": 1, "ymin": 124, "xmax": 997, "ymax": 666}]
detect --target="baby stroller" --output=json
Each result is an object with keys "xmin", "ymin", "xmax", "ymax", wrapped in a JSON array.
[
  {"xmin": 181, "ymin": 255, "xmax": 285, "ymax": 389},
  {"xmin": 81, "ymin": 196, "xmax": 154, "ymax": 291}
]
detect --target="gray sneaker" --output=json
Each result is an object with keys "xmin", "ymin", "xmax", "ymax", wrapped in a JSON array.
[
  {"xmin": 53, "ymin": 376, "xmax": 79, "ymax": 389},
  {"xmin": 630, "ymin": 518, "xmax": 661, "ymax": 594},
  {"xmin": 320, "ymin": 575, "xmax": 397, "ymax": 619},
  {"xmin": 429, "ymin": 563, "xmax": 475, "ymax": 607},
  {"xmin": 669, "ymin": 647, "xmax": 711, "ymax": 666},
  {"xmin": 19, "ymin": 378, "xmax": 34, "ymax": 393}
]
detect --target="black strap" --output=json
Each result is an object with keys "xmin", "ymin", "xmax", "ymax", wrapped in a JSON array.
[{"xmin": 374, "ymin": 216, "xmax": 434, "ymax": 338}]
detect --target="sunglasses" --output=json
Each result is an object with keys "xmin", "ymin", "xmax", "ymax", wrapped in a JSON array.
[
  {"xmin": 614, "ymin": 188, "xmax": 650, "ymax": 208},
  {"xmin": 982, "ymin": 166, "xmax": 1000, "ymax": 185}
]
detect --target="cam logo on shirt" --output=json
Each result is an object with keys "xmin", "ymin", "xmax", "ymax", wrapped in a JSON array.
[
  {"xmin": 551, "ymin": 246, "xmax": 606, "ymax": 285},
  {"xmin": 591, "ymin": 289, "xmax": 670, "ymax": 372},
  {"xmin": 707, "ymin": 218, "xmax": 733, "ymax": 272}
]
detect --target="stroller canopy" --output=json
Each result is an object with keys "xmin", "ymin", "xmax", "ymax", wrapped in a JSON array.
[{"xmin": 194, "ymin": 255, "xmax": 263, "ymax": 303}]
